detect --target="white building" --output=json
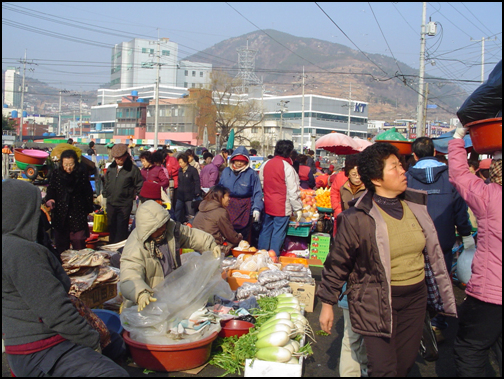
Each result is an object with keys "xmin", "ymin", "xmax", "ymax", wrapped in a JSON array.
[
  {"xmin": 177, "ymin": 60, "xmax": 212, "ymax": 89},
  {"xmin": 110, "ymin": 38, "xmax": 212, "ymax": 90},
  {"xmin": 3, "ymin": 67, "xmax": 21, "ymax": 108}
]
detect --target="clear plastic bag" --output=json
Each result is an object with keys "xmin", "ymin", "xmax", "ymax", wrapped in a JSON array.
[
  {"xmin": 287, "ymin": 270, "xmax": 312, "ymax": 278},
  {"xmin": 257, "ymin": 270, "xmax": 288, "ymax": 285},
  {"xmin": 240, "ymin": 259, "xmax": 258, "ymax": 272},
  {"xmin": 221, "ymin": 256, "xmax": 237, "ymax": 270},
  {"xmin": 288, "ymin": 276, "xmax": 314, "ymax": 283},
  {"xmin": 267, "ymin": 287, "xmax": 293, "ymax": 297},
  {"xmin": 120, "ymin": 251, "xmax": 234, "ymax": 345},
  {"xmin": 264, "ymin": 279, "xmax": 290, "ymax": 290}
]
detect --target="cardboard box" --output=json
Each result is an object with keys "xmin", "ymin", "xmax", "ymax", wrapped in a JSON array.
[
  {"xmin": 310, "ymin": 233, "xmax": 331, "ymax": 267},
  {"xmin": 79, "ymin": 283, "xmax": 117, "ymax": 309},
  {"xmin": 227, "ymin": 270, "xmax": 258, "ymax": 291},
  {"xmin": 289, "ymin": 280, "xmax": 316, "ymax": 312}
]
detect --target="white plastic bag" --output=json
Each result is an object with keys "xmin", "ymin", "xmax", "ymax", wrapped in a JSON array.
[{"xmin": 457, "ymin": 246, "xmax": 476, "ymax": 284}]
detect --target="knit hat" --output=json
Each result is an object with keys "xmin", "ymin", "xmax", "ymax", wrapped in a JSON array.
[
  {"xmin": 140, "ymin": 181, "xmax": 162, "ymax": 200},
  {"xmin": 477, "ymin": 158, "xmax": 492, "ymax": 171},
  {"xmin": 110, "ymin": 143, "xmax": 128, "ymax": 158},
  {"xmin": 230, "ymin": 154, "xmax": 248, "ymax": 162}
]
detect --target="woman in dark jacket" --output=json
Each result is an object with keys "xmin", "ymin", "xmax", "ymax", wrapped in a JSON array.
[
  {"xmin": 317, "ymin": 142, "xmax": 457, "ymax": 377},
  {"xmin": 175, "ymin": 153, "xmax": 201, "ymax": 223},
  {"xmin": 340, "ymin": 154, "xmax": 366, "ymax": 211},
  {"xmin": 192, "ymin": 185, "xmax": 243, "ymax": 255},
  {"xmin": 44, "ymin": 149, "xmax": 94, "ymax": 258}
]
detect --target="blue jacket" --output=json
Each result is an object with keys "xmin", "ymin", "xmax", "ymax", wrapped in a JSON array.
[
  {"xmin": 219, "ymin": 146, "xmax": 264, "ymax": 213},
  {"xmin": 406, "ymin": 157, "xmax": 472, "ymax": 253}
]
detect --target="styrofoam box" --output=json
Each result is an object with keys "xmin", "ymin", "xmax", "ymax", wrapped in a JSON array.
[{"xmin": 244, "ymin": 336, "xmax": 306, "ymax": 377}]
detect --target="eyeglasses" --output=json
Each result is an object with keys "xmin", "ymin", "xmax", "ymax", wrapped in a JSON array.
[
  {"xmin": 349, "ymin": 172, "xmax": 360, "ymax": 178},
  {"xmin": 62, "ymin": 163, "xmax": 75, "ymax": 168}
]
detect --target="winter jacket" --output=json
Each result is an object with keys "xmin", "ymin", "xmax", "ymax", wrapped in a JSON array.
[
  {"xmin": 165, "ymin": 155, "xmax": 180, "ymax": 188},
  {"xmin": 448, "ymin": 139, "xmax": 502, "ymax": 305},
  {"xmin": 120, "ymin": 201, "xmax": 217, "ymax": 309},
  {"xmin": 317, "ymin": 189, "xmax": 457, "ymax": 338},
  {"xmin": 192, "ymin": 199, "xmax": 243, "ymax": 247},
  {"xmin": 199, "ymin": 157, "xmax": 222, "ymax": 188},
  {"xmin": 141, "ymin": 164, "xmax": 170, "ymax": 190},
  {"xmin": 406, "ymin": 157, "xmax": 472, "ymax": 253},
  {"xmin": 45, "ymin": 164, "xmax": 94, "ymax": 232},
  {"xmin": 2, "ymin": 179, "xmax": 99, "ymax": 349},
  {"xmin": 299, "ymin": 165, "xmax": 315, "ymax": 189},
  {"xmin": 103, "ymin": 156, "xmax": 144, "ymax": 207},
  {"xmin": 177, "ymin": 165, "xmax": 201, "ymax": 202},
  {"xmin": 340, "ymin": 180, "xmax": 366, "ymax": 211},
  {"xmin": 259, "ymin": 155, "xmax": 302, "ymax": 217},
  {"xmin": 219, "ymin": 147, "xmax": 264, "ymax": 213}
]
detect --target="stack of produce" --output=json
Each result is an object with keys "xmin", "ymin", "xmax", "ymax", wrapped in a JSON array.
[
  {"xmin": 314, "ymin": 187, "xmax": 331, "ymax": 209},
  {"xmin": 209, "ymin": 295, "xmax": 314, "ymax": 375},
  {"xmin": 61, "ymin": 249, "xmax": 119, "ymax": 297},
  {"xmin": 291, "ymin": 188, "xmax": 319, "ymax": 223}
]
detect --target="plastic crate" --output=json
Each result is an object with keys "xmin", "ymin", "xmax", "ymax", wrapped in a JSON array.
[{"xmin": 286, "ymin": 225, "xmax": 311, "ymax": 237}]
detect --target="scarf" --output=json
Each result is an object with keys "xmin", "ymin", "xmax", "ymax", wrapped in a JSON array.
[
  {"xmin": 231, "ymin": 162, "xmax": 249, "ymax": 174},
  {"xmin": 348, "ymin": 181, "xmax": 364, "ymax": 195},
  {"xmin": 490, "ymin": 159, "xmax": 502, "ymax": 186}
]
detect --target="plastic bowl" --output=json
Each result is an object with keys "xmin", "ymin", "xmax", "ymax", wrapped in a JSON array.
[
  {"xmin": 466, "ymin": 117, "xmax": 502, "ymax": 154},
  {"xmin": 21, "ymin": 149, "xmax": 49, "ymax": 159},
  {"xmin": 218, "ymin": 319, "xmax": 254, "ymax": 338},
  {"xmin": 123, "ymin": 331, "xmax": 218, "ymax": 372},
  {"xmin": 91, "ymin": 309, "xmax": 123, "ymax": 335},
  {"xmin": 376, "ymin": 140, "xmax": 412, "ymax": 155}
]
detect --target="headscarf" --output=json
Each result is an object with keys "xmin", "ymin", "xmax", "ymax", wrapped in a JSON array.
[{"xmin": 490, "ymin": 159, "xmax": 502, "ymax": 186}]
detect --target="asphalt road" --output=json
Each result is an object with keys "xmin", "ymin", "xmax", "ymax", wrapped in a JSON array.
[{"xmin": 3, "ymin": 267, "xmax": 500, "ymax": 377}]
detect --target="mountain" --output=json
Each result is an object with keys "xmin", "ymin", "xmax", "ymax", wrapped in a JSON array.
[{"xmin": 186, "ymin": 29, "xmax": 468, "ymax": 121}]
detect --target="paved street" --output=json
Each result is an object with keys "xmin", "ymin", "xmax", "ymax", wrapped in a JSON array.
[{"xmin": 3, "ymin": 267, "xmax": 500, "ymax": 377}]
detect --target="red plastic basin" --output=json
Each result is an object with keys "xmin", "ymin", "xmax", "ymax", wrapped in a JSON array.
[
  {"xmin": 467, "ymin": 117, "xmax": 502, "ymax": 154},
  {"xmin": 123, "ymin": 331, "xmax": 218, "ymax": 372},
  {"xmin": 218, "ymin": 319, "xmax": 254, "ymax": 338}
]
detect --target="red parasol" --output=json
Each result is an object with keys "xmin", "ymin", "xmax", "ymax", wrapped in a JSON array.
[{"xmin": 315, "ymin": 132, "xmax": 360, "ymax": 155}]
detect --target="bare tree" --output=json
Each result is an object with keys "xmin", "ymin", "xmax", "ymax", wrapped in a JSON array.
[{"xmin": 209, "ymin": 70, "xmax": 264, "ymax": 147}]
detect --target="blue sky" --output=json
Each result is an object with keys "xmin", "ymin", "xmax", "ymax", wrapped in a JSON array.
[{"xmin": 2, "ymin": 2, "xmax": 502, "ymax": 96}]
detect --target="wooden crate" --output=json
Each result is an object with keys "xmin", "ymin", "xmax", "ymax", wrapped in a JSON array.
[{"xmin": 79, "ymin": 283, "xmax": 117, "ymax": 309}]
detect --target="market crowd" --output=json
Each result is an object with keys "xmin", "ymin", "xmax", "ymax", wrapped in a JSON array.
[{"xmin": 2, "ymin": 130, "xmax": 501, "ymax": 376}]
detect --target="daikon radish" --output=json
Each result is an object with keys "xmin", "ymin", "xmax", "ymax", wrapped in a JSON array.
[
  {"xmin": 255, "ymin": 346, "xmax": 292, "ymax": 363},
  {"xmin": 255, "ymin": 331, "xmax": 290, "ymax": 349}
]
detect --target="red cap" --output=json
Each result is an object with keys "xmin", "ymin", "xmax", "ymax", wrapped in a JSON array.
[
  {"xmin": 329, "ymin": 164, "xmax": 334, "ymax": 171},
  {"xmin": 315, "ymin": 161, "xmax": 321, "ymax": 168},
  {"xmin": 231, "ymin": 155, "xmax": 248, "ymax": 162},
  {"xmin": 139, "ymin": 181, "xmax": 162, "ymax": 200}
]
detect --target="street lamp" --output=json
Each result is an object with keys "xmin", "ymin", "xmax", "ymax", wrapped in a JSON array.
[
  {"xmin": 216, "ymin": 126, "xmax": 222, "ymax": 152},
  {"xmin": 277, "ymin": 100, "xmax": 289, "ymax": 140}
]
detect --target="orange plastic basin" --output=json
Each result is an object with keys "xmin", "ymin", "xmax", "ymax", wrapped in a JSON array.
[
  {"xmin": 123, "ymin": 331, "xmax": 218, "ymax": 372},
  {"xmin": 376, "ymin": 140, "xmax": 412, "ymax": 155},
  {"xmin": 466, "ymin": 117, "xmax": 502, "ymax": 154}
]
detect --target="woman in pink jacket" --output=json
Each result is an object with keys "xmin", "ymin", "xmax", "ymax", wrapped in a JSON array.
[{"xmin": 449, "ymin": 126, "xmax": 502, "ymax": 377}]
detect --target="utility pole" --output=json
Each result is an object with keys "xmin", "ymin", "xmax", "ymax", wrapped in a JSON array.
[
  {"xmin": 261, "ymin": 82, "xmax": 265, "ymax": 156},
  {"xmin": 301, "ymin": 67, "xmax": 306, "ymax": 152},
  {"xmin": 423, "ymin": 83, "xmax": 429, "ymax": 137},
  {"xmin": 79, "ymin": 93, "xmax": 83, "ymax": 137},
  {"xmin": 154, "ymin": 39, "xmax": 160, "ymax": 149},
  {"xmin": 19, "ymin": 50, "xmax": 27, "ymax": 141},
  {"xmin": 58, "ymin": 90, "xmax": 68, "ymax": 136},
  {"xmin": 347, "ymin": 82, "xmax": 352, "ymax": 136},
  {"xmin": 416, "ymin": 2, "xmax": 427, "ymax": 138},
  {"xmin": 471, "ymin": 37, "xmax": 497, "ymax": 83},
  {"xmin": 277, "ymin": 100, "xmax": 289, "ymax": 140}
]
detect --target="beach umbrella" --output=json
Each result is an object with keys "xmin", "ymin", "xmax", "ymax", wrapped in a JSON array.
[{"xmin": 315, "ymin": 132, "xmax": 360, "ymax": 155}]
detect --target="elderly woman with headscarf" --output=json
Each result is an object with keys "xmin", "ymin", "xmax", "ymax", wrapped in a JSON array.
[
  {"xmin": 218, "ymin": 146, "xmax": 264, "ymax": 241},
  {"xmin": 449, "ymin": 125, "xmax": 502, "ymax": 376}
]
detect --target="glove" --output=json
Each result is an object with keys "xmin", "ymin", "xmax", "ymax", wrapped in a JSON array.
[
  {"xmin": 295, "ymin": 210, "xmax": 302, "ymax": 222},
  {"xmin": 253, "ymin": 210, "xmax": 261, "ymax": 223},
  {"xmin": 462, "ymin": 235, "xmax": 476, "ymax": 250},
  {"xmin": 453, "ymin": 125, "xmax": 469, "ymax": 139},
  {"xmin": 94, "ymin": 344, "xmax": 102, "ymax": 354},
  {"xmin": 137, "ymin": 291, "xmax": 157, "ymax": 312},
  {"xmin": 212, "ymin": 245, "xmax": 222, "ymax": 259},
  {"xmin": 45, "ymin": 199, "xmax": 55, "ymax": 209}
]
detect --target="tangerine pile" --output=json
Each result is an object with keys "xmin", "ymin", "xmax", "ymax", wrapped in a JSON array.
[{"xmin": 315, "ymin": 188, "xmax": 332, "ymax": 209}]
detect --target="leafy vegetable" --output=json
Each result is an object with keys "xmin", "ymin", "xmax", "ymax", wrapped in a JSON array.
[
  {"xmin": 298, "ymin": 341, "xmax": 313, "ymax": 356},
  {"xmin": 142, "ymin": 368, "xmax": 155, "ymax": 374},
  {"xmin": 315, "ymin": 330, "xmax": 330, "ymax": 336},
  {"xmin": 209, "ymin": 330, "xmax": 258, "ymax": 376}
]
